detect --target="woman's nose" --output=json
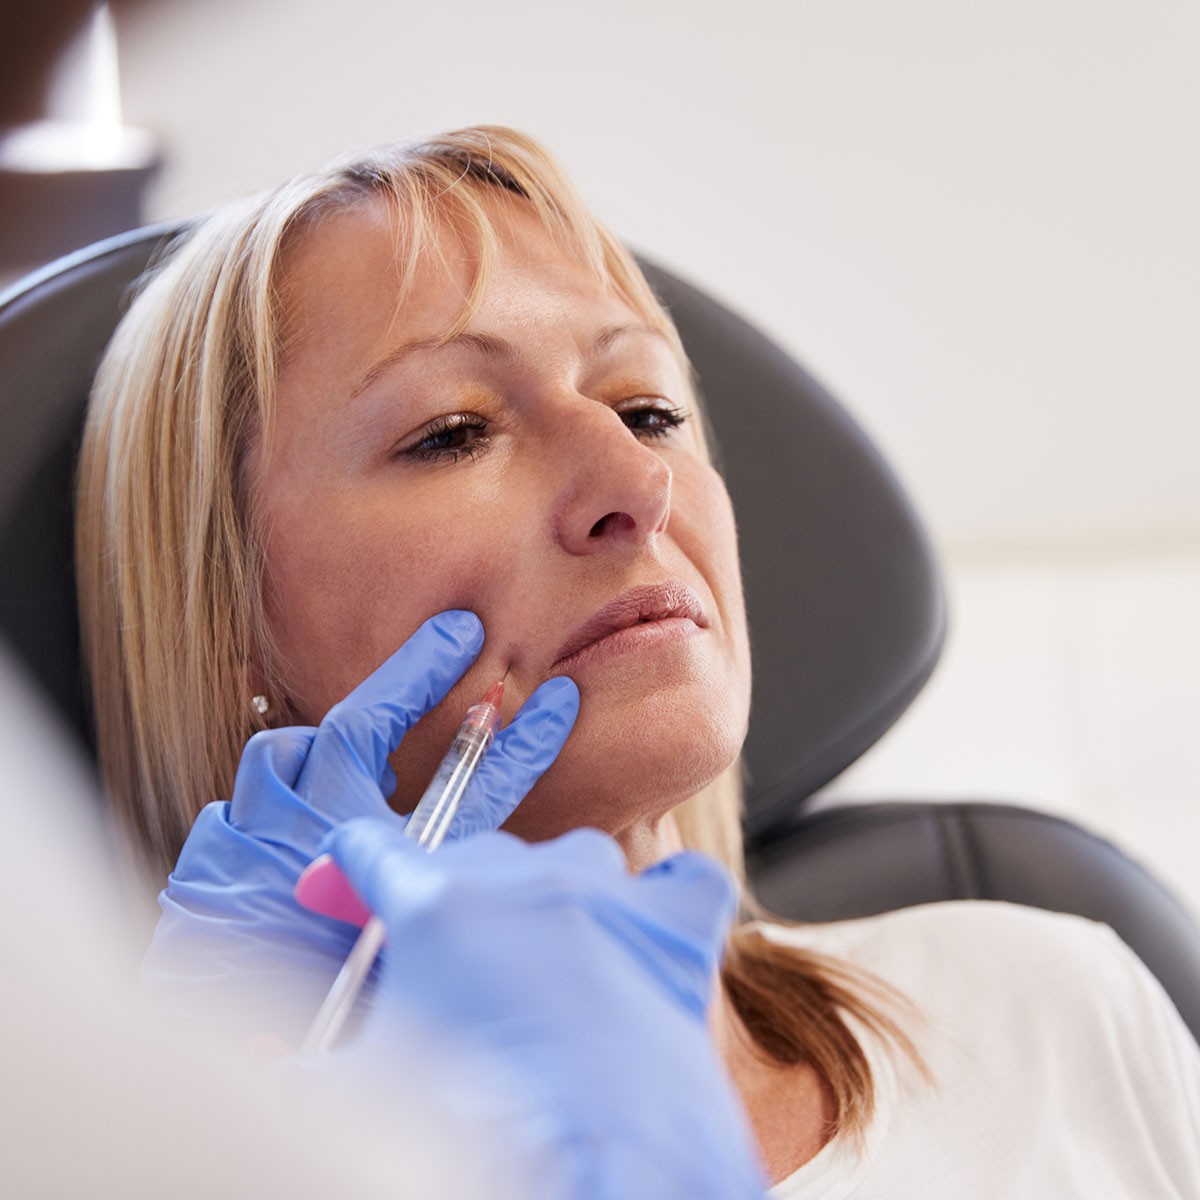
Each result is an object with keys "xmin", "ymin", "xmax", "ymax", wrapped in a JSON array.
[{"xmin": 552, "ymin": 405, "xmax": 672, "ymax": 556}]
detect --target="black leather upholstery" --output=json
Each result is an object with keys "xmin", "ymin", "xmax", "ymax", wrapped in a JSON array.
[
  {"xmin": 748, "ymin": 801, "xmax": 1200, "ymax": 1038},
  {"xmin": 0, "ymin": 224, "xmax": 182, "ymax": 753},
  {"xmin": 1, "ymin": 223, "xmax": 1197, "ymax": 1043},
  {"xmin": 638, "ymin": 261, "xmax": 946, "ymax": 839}
]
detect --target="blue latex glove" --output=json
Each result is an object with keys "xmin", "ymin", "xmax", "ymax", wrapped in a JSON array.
[
  {"xmin": 321, "ymin": 818, "xmax": 769, "ymax": 1200},
  {"xmin": 141, "ymin": 610, "xmax": 579, "ymax": 1041}
]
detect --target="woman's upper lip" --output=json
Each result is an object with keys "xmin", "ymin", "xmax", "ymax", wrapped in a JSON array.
[{"xmin": 552, "ymin": 581, "xmax": 708, "ymax": 666}]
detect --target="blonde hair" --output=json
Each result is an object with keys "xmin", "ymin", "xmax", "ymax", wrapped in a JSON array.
[{"xmin": 77, "ymin": 125, "xmax": 919, "ymax": 1145}]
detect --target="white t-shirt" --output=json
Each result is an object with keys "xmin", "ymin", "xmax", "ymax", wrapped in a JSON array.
[{"xmin": 758, "ymin": 901, "xmax": 1200, "ymax": 1198}]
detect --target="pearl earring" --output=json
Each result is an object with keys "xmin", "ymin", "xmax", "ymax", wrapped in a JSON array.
[{"xmin": 251, "ymin": 694, "xmax": 270, "ymax": 716}]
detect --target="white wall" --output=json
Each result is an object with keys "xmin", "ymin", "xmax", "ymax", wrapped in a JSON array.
[
  {"xmin": 114, "ymin": 0, "xmax": 1199, "ymax": 911},
  {"xmin": 817, "ymin": 553, "xmax": 1200, "ymax": 919}
]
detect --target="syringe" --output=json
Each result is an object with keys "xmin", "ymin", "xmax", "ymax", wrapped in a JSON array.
[{"xmin": 298, "ymin": 677, "xmax": 506, "ymax": 1055}]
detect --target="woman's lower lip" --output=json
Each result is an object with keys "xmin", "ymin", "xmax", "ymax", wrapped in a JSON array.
[{"xmin": 554, "ymin": 617, "xmax": 704, "ymax": 673}]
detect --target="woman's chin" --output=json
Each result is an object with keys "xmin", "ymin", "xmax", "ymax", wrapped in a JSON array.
[{"xmin": 499, "ymin": 695, "xmax": 745, "ymax": 843}]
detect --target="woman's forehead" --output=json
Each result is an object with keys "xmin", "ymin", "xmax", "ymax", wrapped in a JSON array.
[
  {"xmin": 278, "ymin": 200, "xmax": 461, "ymax": 338},
  {"xmin": 275, "ymin": 192, "xmax": 643, "ymax": 365}
]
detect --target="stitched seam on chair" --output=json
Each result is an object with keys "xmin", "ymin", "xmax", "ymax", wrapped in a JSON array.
[{"xmin": 933, "ymin": 807, "xmax": 983, "ymax": 899}]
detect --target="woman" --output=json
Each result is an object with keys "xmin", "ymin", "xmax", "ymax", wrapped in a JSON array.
[{"xmin": 76, "ymin": 127, "xmax": 1200, "ymax": 1193}]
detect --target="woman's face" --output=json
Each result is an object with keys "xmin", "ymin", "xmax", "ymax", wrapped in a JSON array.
[{"xmin": 256, "ymin": 192, "xmax": 751, "ymax": 843}]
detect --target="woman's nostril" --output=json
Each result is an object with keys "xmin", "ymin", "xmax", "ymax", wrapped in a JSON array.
[{"xmin": 589, "ymin": 512, "xmax": 636, "ymax": 538}]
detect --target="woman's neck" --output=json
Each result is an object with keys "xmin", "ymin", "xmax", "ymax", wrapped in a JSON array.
[
  {"xmin": 611, "ymin": 810, "xmax": 684, "ymax": 871},
  {"xmin": 710, "ymin": 979, "xmax": 837, "ymax": 1182},
  {"xmin": 614, "ymin": 813, "xmax": 835, "ymax": 1181}
]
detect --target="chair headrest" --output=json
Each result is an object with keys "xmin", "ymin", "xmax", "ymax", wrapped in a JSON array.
[
  {"xmin": 638, "ymin": 261, "xmax": 945, "ymax": 836},
  {"xmin": 0, "ymin": 224, "xmax": 184, "ymax": 757}
]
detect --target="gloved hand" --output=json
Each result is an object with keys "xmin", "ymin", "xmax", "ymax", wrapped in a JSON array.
[
  {"xmin": 317, "ymin": 818, "xmax": 769, "ymax": 1200},
  {"xmin": 141, "ymin": 610, "xmax": 579, "ymax": 1042}
]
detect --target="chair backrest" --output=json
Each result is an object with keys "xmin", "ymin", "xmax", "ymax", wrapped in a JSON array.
[
  {"xmin": 637, "ymin": 261, "xmax": 946, "ymax": 837},
  {"xmin": 0, "ymin": 226, "xmax": 946, "ymax": 838},
  {"xmin": 0, "ymin": 225, "xmax": 183, "ymax": 755},
  {"xmin": 749, "ymin": 800, "xmax": 1200, "ymax": 1042}
]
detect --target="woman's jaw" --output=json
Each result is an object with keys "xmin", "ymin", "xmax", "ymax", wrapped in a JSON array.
[{"xmin": 380, "ymin": 587, "xmax": 749, "ymax": 868}]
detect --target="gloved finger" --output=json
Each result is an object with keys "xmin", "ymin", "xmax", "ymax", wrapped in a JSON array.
[
  {"xmin": 534, "ymin": 826, "xmax": 629, "ymax": 879},
  {"xmin": 295, "ymin": 610, "xmax": 485, "ymax": 822},
  {"xmin": 318, "ymin": 815, "xmax": 438, "ymax": 930},
  {"xmin": 229, "ymin": 728, "xmax": 340, "ymax": 847},
  {"xmin": 579, "ymin": 854, "xmax": 737, "ymax": 1020},
  {"xmin": 446, "ymin": 675, "xmax": 580, "ymax": 840},
  {"xmin": 238, "ymin": 727, "xmax": 317, "ymax": 792},
  {"xmin": 637, "ymin": 852, "xmax": 738, "ymax": 953},
  {"xmin": 166, "ymin": 801, "xmax": 319, "ymax": 907}
]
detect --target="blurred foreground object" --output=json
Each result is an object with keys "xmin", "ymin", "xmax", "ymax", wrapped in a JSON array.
[
  {"xmin": 0, "ymin": 643, "xmax": 495, "ymax": 1198},
  {"xmin": 0, "ymin": 4, "xmax": 158, "ymax": 278}
]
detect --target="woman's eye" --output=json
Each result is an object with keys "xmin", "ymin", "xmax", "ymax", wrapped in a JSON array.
[
  {"xmin": 401, "ymin": 402, "xmax": 684, "ymax": 464},
  {"xmin": 406, "ymin": 414, "xmax": 490, "ymax": 463},
  {"xmin": 619, "ymin": 401, "xmax": 689, "ymax": 440}
]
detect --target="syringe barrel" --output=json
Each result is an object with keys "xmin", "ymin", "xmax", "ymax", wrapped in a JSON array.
[{"xmin": 404, "ymin": 703, "xmax": 498, "ymax": 850}]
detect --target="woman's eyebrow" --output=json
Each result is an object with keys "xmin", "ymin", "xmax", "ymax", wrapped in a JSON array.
[
  {"xmin": 351, "ymin": 331, "xmax": 516, "ymax": 399},
  {"xmin": 592, "ymin": 323, "xmax": 672, "ymax": 354},
  {"xmin": 350, "ymin": 322, "xmax": 671, "ymax": 400}
]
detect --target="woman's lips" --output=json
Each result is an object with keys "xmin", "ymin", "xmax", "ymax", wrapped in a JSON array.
[
  {"xmin": 552, "ymin": 615, "xmax": 704, "ymax": 673},
  {"xmin": 553, "ymin": 581, "xmax": 707, "ymax": 662}
]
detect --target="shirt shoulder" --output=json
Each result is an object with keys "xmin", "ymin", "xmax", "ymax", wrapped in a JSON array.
[
  {"xmin": 752, "ymin": 899, "xmax": 1200, "ymax": 1091},
  {"xmin": 760, "ymin": 902, "xmax": 1200, "ymax": 1198},
  {"xmin": 751, "ymin": 899, "xmax": 1150, "ymax": 1005}
]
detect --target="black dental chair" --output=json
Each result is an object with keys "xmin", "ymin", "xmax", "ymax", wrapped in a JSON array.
[{"xmin": 2, "ymin": 224, "xmax": 1198, "ymax": 1041}]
